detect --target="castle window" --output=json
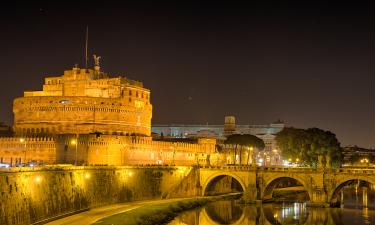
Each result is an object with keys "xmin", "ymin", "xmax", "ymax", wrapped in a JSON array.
[
  {"xmin": 47, "ymin": 81, "xmax": 51, "ymax": 84},
  {"xmin": 129, "ymin": 98, "xmax": 132, "ymax": 102},
  {"xmin": 136, "ymin": 91, "xmax": 139, "ymax": 97},
  {"xmin": 141, "ymin": 92, "xmax": 144, "ymax": 98},
  {"xmin": 129, "ymin": 90, "xmax": 132, "ymax": 96}
]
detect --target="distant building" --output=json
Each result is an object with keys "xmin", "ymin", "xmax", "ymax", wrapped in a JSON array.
[
  {"xmin": 342, "ymin": 146, "xmax": 375, "ymax": 166},
  {"xmin": 152, "ymin": 116, "xmax": 285, "ymax": 152}
]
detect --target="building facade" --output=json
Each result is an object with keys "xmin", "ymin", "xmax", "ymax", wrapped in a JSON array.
[
  {"xmin": 152, "ymin": 116, "xmax": 285, "ymax": 151},
  {"xmin": 1, "ymin": 63, "xmax": 220, "ymax": 166},
  {"xmin": 13, "ymin": 66, "xmax": 152, "ymax": 136}
]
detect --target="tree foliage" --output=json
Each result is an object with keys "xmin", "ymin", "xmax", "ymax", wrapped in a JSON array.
[
  {"xmin": 276, "ymin": 127, "xmax": 342, "ymax": 167},
  {"xmin": 225, "ymin": 134, "xmax": 265, "ymax": 149},
  {"xmin": 224, "ymin": 134, "xmax": 265, "ymax": 165}
]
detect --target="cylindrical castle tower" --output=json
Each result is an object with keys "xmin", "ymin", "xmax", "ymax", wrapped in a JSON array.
[{"xmin": 13, "ymin": 67, "xmax": 152, "ymax": 136}]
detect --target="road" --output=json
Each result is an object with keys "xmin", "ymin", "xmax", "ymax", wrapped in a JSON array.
[{"xmin": 44, "ymin": 198, "xmax": 188, "ymax": 225}]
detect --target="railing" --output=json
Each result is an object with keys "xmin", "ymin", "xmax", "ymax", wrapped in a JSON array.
[{"xmin": 198, "ymin": 165, "xmax": 375, "ymax": 174}]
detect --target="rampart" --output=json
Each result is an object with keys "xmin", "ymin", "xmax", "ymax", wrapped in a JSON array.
[
  {"xmin": 0, "ymin": 166, "xmax": 196, "ymax": 225},
  {"xmin": 0, "ymin": 135, "xmax": 220, "ymax": 166}
]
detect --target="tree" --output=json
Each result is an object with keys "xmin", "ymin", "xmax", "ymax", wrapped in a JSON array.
[
  {"xmin": 224, "ymin": 134, "xmax": 265, "ymax": 165},
  {"xmin": 276, "ymin": 127, "xmax": 342, "ymax": 167}
]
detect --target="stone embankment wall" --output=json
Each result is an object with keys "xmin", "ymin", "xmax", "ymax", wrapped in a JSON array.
[{"xmin": 0, "ymin": 166, "xmax": 197, "ymax": 225}]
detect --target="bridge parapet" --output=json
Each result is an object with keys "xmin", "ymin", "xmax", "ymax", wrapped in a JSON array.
[{"xmin": 333, "ymin": 168, "xmax": 375, "ymax": 174}]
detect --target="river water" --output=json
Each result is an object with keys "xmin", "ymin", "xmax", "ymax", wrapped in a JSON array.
[{"xmin": 168, "ymin": 186, "xmax": 375, "ymax": 225}]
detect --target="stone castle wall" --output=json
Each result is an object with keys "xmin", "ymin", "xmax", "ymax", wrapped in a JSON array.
[
  {"xmin": 13, "ymin": 95, "xmax": 152, "ymax": 137},
  {"xmin": 0, "ymin": 135, "xmax": 219, "ymax": 166},
  {"xmin": 0, "ymin": 166, "xmax": 195, "ymax": 225},
  {"xmin": 0, "ymin": 137, "xmax": 56, "ymax": 165},
  {"xmin": 13, "ymin": 67, "xmax": 152, "ymax": 136}
]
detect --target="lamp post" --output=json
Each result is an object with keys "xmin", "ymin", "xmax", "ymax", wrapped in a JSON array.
[
  {"xmin": 20, "ymin": 138, "xmax": 26, "ymax": 164},
  {"xmin": 71, "ymin": 136, "xmax": 78, "ymax": 165}
]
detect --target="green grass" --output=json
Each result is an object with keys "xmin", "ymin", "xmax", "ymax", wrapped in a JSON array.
[
  {"xmin": 92, "ymin": 194, "xmax": 240, "ymax": 225},
  {"xmin": 92, "ymin": 198, "xmax": 209, "ymax": 225}
]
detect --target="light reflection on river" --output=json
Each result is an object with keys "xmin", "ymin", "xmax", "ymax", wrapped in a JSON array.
[{"xmin": 168, "ymin": 186, "xmax": 375, "ymax": 225}]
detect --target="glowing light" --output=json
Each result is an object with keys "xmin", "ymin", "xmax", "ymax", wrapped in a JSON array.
[
  {"xmin": 128, "ymin": 171, "xmax": 133, "ymax": 177},
  {"xmin": 19, "ymin": 138, "xmax": 25, "ymax": 143},
  {"xmin": 35, "ymin": 176, "xmax": 42, "ymax": 183},
  {"xmin": 71, "ymin": 139, "xmax": 77, "ymax": 145},
  {"xmin": 85, "ymin": 173, "xmax": 90, "ymax": 179}
]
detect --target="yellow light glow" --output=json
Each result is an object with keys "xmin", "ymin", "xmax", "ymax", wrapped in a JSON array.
[
  {"xmin": 71, "ymin": 139, "xmax": 77, "ymax": 145},
  {"xmin": 296, "ymin": 158, "xmax": 299, "ymax": 162},
  {"xmin": 134, "ymin": 100, "xmax": 144, "ymax": 108},
  {"xmin": 85, "ymin": 173, "xmax": 90, "ymax": 179},
  {"xmin": 250, "ymin": 147, "xmax": 253, "ymax": 150},
  {"xmin": 20, "ymin": 138, "xmax": 25, "ymax": 143},
  {"xmin": 35, "ymin": 176, "xmax": 42, "ymax": 183},
  {"xmin": 128, "ymin": 171, "xmax": 133, "ymax": 177}
]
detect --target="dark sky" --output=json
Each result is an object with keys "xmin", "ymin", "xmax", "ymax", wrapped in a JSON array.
[{"xmin": 1, "ymin": 2, "xmax": 374, "ymax": 148}]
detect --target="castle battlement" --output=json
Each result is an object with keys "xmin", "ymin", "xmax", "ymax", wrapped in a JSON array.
[{"xmin": 13, "ymin": 67, "xmax": 152, "ymax": 137}]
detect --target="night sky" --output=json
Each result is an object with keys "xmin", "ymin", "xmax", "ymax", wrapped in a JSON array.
[{"xmin": 1, "ymin": 2, "xmax": 374, "ymax": 148}]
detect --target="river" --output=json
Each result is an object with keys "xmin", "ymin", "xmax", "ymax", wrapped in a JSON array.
[{"xmin": 168, "ymin": 185, "xmax": 375, "ymax": 225}]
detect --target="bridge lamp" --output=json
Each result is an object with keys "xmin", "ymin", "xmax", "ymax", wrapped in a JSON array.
[{"xmin": 296, "ymin": 158, "xmax": 300, "ymax": 162}]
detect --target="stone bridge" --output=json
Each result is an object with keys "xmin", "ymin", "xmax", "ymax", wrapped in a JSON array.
[{"xmin": 198, "ymin": 166, "xmax": 375, "ymax": 207}]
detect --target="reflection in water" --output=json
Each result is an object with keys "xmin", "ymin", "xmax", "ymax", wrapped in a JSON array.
[
  {"xmin": 263, "ymin": 203, "xmax": 308, "ymax": 224},
  {"xmin": 168, "ymin": 186, "xmax": 375, "ymax": 225}
]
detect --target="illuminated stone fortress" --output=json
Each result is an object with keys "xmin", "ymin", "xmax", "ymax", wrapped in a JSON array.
[
  {"xmin": 0, "ymin": 59, "xmax": 218, "ymax": 166},
  {"xmin": 13, "ymin": 64, "xmax": 152, "ymax": 136}
]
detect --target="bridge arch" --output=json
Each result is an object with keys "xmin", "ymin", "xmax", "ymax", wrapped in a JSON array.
[
  {"xmin": 202, "ymin": 172, "xmax": 246, "ymax": 196},
  {"xmin": 328, "ymin": 176, "xmax": 375, "ymax": 205},
  {"xmin": 262, "ymin": 175, "xmax": 312, "ymax": 200}
]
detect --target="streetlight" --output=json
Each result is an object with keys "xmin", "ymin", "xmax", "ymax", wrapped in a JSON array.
[
  {"xmin": 360, "ymin": 158, "xmax": 369, "ymax": 166},
  {"xmin": 71, "ymin": 138, "xmax": 78, "ymax": 165},
  {"xmin": 20, "ymin": 138, "xmax": 26, "ymax": 164}
]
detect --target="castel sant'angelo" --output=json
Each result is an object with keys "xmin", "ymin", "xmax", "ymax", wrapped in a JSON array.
[{"xmin": 0, "ymin": 57, "xmax": 218, "ymax": 166}]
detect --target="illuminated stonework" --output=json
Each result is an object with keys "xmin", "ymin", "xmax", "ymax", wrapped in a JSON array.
[{"xmin": 13, "ymin": 67, "xmax": 152, "ymax": 136}]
